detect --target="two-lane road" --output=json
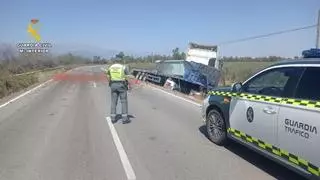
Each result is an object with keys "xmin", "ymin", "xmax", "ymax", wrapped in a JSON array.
[{"xmin": 0, "ymin": 66, "xmax": 306, "ymax": 180}]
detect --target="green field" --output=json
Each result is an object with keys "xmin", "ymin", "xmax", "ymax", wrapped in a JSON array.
[
  {"xmin": 221, "ymin": 61, "xmax": 274, "ymax": 85},
  {"xmin": 127, "ymin": 62, "xmax": 157, "ymax": 70}
]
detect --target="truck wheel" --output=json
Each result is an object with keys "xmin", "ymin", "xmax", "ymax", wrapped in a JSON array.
[{"xmin": 206, "ymin": 109, "xmax": 227, "ymax": 145}]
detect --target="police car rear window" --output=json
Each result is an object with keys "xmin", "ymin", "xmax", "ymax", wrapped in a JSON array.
[{"xmin": 295, "ymin": 67, "xmax": 320, "ymax": 101}]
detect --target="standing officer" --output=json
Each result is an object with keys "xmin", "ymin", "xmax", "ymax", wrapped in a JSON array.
[{"xmin": 105, "ymin": 63, "xmax": 130, "ymax": 124}]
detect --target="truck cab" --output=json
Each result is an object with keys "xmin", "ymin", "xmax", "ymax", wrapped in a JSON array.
[{"xmin": 185, "ymin": 42, "xmax": 222, "ymax": 71}]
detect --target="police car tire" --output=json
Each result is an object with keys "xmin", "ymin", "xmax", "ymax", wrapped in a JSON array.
[{"xmin": 206, "ymin": 109, "xmax": 227, "ymax": 145}]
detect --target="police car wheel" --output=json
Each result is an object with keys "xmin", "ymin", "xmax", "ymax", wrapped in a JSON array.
[{"xmin": 206, "ymin": 109, "xmax": 227, "ymax": 145}]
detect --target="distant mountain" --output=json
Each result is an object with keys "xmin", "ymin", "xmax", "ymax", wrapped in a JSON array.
[{"xmin": 0, "ymin": 43, "xmax": 18, "ymax": 60}]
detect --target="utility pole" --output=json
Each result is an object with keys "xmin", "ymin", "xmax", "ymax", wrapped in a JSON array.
[
  {"xmin": 151, "ymin": 52, "xmax": 154, "ymax": 63},
  {"xmin": 316, "ymin": 9, "xmax": 320, "ymax": 48}
]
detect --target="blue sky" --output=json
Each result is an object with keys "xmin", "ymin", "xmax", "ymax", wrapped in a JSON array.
[{"xmin": 0, "ymin": 0, "xmax": 319, "ymax": 57}]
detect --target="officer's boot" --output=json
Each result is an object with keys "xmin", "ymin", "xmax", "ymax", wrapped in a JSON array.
[{"xmin": 122, "ymin": 115, "xmax": 130, "ymax": 124}]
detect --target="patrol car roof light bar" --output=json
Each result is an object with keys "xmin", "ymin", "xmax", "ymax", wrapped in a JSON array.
[{"xmin": 302, "ymin": 48, "xmax": 320, "ymax": 58}]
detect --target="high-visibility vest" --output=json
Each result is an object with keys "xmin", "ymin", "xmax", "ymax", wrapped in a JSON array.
[{"xmin": 108, "ymin": 64, "xmax": 126, "ymax": 81}]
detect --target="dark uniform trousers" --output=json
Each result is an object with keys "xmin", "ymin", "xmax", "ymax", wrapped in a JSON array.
[{"xmin": 110, "ymin": 81, "xmax": 128, "ymax": 119}]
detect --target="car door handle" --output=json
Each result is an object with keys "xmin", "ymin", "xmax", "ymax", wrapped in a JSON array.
[{"xmin": 263, "ymin": 107, "xmax": 277, "ymax": 114}]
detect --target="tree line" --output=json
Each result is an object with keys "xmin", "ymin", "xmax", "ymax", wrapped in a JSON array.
[
  {"xmin": 100, "ymin": 48, "xmax": 294, "ymax": 64},
  {"xmin": 91, "ymin": 47, "xmax": 187, "ymax": 64},
  {"xmin": 0, "ymin": 53, "xmax": 90, "ymax": 75},
  {"xmin": 221, "ymin": 56, "xmax": 298, "ymax": 62}
]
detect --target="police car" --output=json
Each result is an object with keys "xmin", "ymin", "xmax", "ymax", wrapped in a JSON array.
[{"xmin": 201, "ymin": 49, "xmax": 320, "ymax": 179}]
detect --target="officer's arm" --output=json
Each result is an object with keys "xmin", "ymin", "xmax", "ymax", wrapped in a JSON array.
[
  {"xmin": 105, "ymin": 69, "xmax": 111, "ymax": 82},
  {"xmin": 124, "ymin": 66, "xmax": 130, "ymax": 79}
]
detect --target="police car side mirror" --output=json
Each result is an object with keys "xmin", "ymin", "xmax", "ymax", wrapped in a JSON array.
[{"xmin": 232, "ymin": 82, "xmax": 242, "ymax": 92}]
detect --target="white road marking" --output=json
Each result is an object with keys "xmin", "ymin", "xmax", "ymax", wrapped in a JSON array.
[
  {"xmin": 67, "ymin": 84, "xmax": 76, "ymax": 93},
  {"xmin": 0, "ymin": 79, "xmax": 53, "ymax": 109},
  {"xmin": 93, "ymin": 82, "xmax": 97, "ymax": 88},
  {"xmin": 106, "ymin": 117, "xmax": 136, "ymax": 180},
  {"xmin": 148, "ymin": 86, "xmax": 202, "ymax": 107}
]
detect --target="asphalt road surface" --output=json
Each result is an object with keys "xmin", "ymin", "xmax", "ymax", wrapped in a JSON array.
[{"xmin": 0, "ymin": 66, "xmax": 307, "ymax": 180}]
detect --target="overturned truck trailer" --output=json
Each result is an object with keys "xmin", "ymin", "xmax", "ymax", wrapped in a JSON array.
[{"xmin": 132, "ymin": 43, "xmax": 222, "ymax": 94}]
